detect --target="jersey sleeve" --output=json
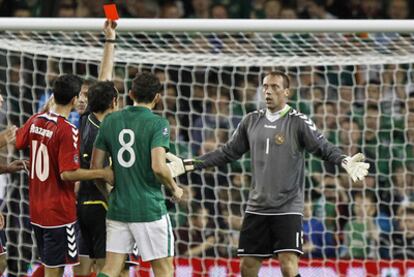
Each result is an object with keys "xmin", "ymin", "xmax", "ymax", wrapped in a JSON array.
[
  {"xmin": 94, "ymin": 116, "xmax": 110, "ymax": 152},
  {"xmin": 151, "ymin": 118, "xmax": 170, "ymax": 151},
  {"xmin": 297, "ymin": 113, "xmax": 344, "ymax": 166},
  {"xmin": 15, "ymin": 116, "xmax": 33, "ymax": 150},
  {"xmin": 196, "ymin": 114, "xmax": 250, "ymax": 169},
  {"xmin": 58, "ymin": 123, "xmax": 80, "ymax": 173}
]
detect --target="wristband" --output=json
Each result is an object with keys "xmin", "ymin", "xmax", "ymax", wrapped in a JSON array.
[{"xmin": 105, "ymin": 39, "xmax": 116, "ymax": 43}]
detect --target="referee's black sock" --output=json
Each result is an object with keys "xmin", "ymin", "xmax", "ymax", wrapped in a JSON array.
[{"xmin": 294, "ymin": 275, "xmax": 301, "ymax": 277}]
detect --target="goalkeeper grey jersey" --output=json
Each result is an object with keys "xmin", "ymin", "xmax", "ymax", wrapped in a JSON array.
[{"xmin": 197, "ymin": 105, "xmax": 344, "ymax": 214}]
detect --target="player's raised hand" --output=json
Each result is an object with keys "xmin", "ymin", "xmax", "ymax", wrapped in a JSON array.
[
  {"xmin": 342, "ymin": 153, "xmax": 370, "ymax": 182},
  {"xmin": 104, "ymin": 20, "xmax": 117, "ymax": 40},
  {"xmin": 166, "ymin": 152, "xmax": 194, "ymax": 178}
]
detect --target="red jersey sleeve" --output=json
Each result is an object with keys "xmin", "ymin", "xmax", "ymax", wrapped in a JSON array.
[
  {"xmin": 15, "ymin": 116, "xmax": 33, "ymax": 150},
  {"xmin": 58, "ymin": 122, "xmax": 80, "ymax": 174}
]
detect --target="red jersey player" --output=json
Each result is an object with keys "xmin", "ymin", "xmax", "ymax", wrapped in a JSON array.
[{"xmin": 15, "ymin": 74, "xmax": 113, "ymax": 277}]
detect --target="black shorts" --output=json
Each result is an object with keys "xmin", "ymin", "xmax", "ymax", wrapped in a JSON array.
[
  {"xmin": 77, "ymin": 201, "xmax": 107, "ymax": 259},
  {"xmin": 32, "ymin": 223, "xmax": 79, "ymax": 267},
  {"xmin": 237, "ymin": 213, "xmax": 303, "ymax": 257}
]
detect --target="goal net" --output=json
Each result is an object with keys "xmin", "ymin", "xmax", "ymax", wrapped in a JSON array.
[{"xmin": 0, "ymin": 19, "xmax": 413, "ymax": 276}]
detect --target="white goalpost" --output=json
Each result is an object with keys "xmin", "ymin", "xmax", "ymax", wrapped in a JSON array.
[{"xmin": 0, "ymin": 18, "xmax": 413, "ymax": 276}]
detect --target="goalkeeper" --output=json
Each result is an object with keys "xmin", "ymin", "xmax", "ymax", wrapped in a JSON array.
[{"xmin": 168, "ymin": 71, "xmax": 369, "ymax": 277}]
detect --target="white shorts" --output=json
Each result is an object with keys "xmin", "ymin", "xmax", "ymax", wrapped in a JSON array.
[{"xmin": 106, "ymin": 214, "xmax": 174, "ymax": 262}]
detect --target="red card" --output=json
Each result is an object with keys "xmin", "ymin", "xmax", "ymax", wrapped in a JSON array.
[{"xmin": 103, "ymin": 4, "xmax": 119, "ymax": 20}]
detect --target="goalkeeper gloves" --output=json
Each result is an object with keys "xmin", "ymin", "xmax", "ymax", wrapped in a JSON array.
[
  {"xmin": 166, "ymin": 152, "xmax": 195, "ymax": 178},
  {"xmin": 341, "ymin": 153, "xmax": 370, "ymax": 182}
]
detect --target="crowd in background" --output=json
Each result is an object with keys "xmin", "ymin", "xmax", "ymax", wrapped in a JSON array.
[
  {"xmin": 0, "ymin": 0, "xmax": 413, "ymax": 20},
  {"xmin": 1, "ymin": 50, "xmax": 414, "ymax": 261}
]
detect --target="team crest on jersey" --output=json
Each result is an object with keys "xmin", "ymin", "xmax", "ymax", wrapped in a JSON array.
[{"xmin": 274, "ymin": 133, "xmax": 285, "ymax": 145}]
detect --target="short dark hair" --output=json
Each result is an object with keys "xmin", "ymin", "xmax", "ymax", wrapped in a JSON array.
[
  {"xmin": 130, "ymin": 72, "xmax": 162, "ymax": 103},
  {"xmin": 266, "ymin": 71, "xmax": 290, "ymax": 89},
  {"xmin": 87, "ymin": 81, "xmax": 118, "ymax": 113},
  {"xmin": 53, "ymin": 74, "xmax": 83, "ymax": 105}
]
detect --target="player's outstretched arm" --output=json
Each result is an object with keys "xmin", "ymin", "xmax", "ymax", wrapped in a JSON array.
[
  {"xmin": 60, "ymin": 167, "xmax": 113, "ymax": 185},
  {"xmin": 152, "ymin": 147, "xmax": 183, "ymax": 202},
  {"xmin": 341, "ymin": 153, "xmax": 370, "ymax": 182},
  {"xmin": 98, "ymin": 20, "xmax": 117, "ymax": 81}
]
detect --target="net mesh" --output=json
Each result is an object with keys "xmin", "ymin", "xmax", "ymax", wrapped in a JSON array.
[{"xmin": 0, "ymin": 29, "xmax": 414, "ymax": 276}]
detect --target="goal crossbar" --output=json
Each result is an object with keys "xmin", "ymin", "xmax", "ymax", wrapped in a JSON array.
[{"xmin": 0, "ymin": 18, "xmax": 413, "ymax": 32}]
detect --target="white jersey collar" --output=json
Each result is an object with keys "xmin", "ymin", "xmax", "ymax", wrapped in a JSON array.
[{"xmin": 265, "ymin": 105, "xmax": 290, "ymax": 122}]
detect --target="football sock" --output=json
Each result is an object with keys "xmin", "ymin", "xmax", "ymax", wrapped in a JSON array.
[{"xmin": 96, "ymin": 273, "xmax": 110, "ymax": 277}]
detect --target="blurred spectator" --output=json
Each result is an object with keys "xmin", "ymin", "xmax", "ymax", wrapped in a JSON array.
[
  {"xmin": 175, "ymin": 203, "xmax": 216, "ymax": 257},
  {"xmin": 250, "ymin": 0, "xmax": 266, "ymax": 18},
  {"xmin": 168, "ymin": 114, "xmax": 191, "ymax": 157},
  {"xmin": 313, "ymin": 176, "xmax": 348, "ymax": 233},
  {"xmin": 389, "ymin": 164, "xmax": 414, "ymax": 216},
  {"xmin": 380, "ymin": 205, "xmax": 414, "ymax": 259},
  {"xmin": 76, "ymin": 0, "xmax": 103, "ymax": 17},
  {"xmin": 303, "ymin": 197, "xmax": 336, "ymax": 258},
  {"xmin": 218, "ymin": 203, "xmax": 243, "ymax": 257},
  {"xmin": 232, "ymin": 79, "xmax": 259, "ymax": 119},
  {"xmin": 362, "ymin": 104, "xmax": 394, "ymax": 183},
  {"xmin": 313, "ymin": 101, "xmax": 337, "ymax": 144},
  {"xmin": 122, "ymin": 0, "xmax": 159, "ymax": 18},
  {"xmin": 55, "ymin": 0, "xmax": 77, "ymax": 17},
  {"xmin": 387, "ymin": 0, "xmax": 410, "ymax": 19},
  {"xmin": 163, "ymin": 85, "xmax": 178, "ymax": 114},
  {"xmin": 161, "ymin": 1, "xmax": 182, "ymax": 18},
  {"xmin": 189, "ymin": 0, "xmax": 210, "ymax": 18},
  {"xmin": 339, "ymin": 118, "xmax": 361, "ymax": 158},
  {"xmin": 12, "ymin": 2, "xmax": 31, "ymax": 17},
  {"xmin": 215, "ymin": 0, "xmax": 251, "ymax": 18},
  {"xmin": 279, "ymin": 6, "xmax": 298, "ymax": 19},
  {"xmin": 300, "ymin": 0, "xmax": 337, "ymax": 19},
  {"xmin": 211, "ymin": 3, "xmax": 229, "ymax": 19},
  {"xmin": 263, "ymin": 0, "xmax": 282, "ymax": 19},
  {"xmin": 341, "ymin": 191, "xmax": 380, "ymax": 259},
  {"xmin": 337, "ymin": 86, "xmax": 358, "ymax": 121},
  {"xmin": 357, "ymin": 0, "xmax": 383, "ymax": 19},
  {"xmin": 191, "ymin": 93, "xmax": 232, "ymax": 153}
]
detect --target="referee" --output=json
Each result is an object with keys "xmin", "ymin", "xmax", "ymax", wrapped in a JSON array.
[{"xmin": 183, "ymin": 71, "xmax": 369, "ymax": 277}]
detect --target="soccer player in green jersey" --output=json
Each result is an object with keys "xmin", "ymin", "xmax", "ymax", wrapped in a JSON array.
[{"xmin": 92, "ymin": 72, "xmax": 183, "ymax": 277}]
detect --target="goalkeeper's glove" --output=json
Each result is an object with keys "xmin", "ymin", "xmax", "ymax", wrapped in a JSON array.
[
  {"xmin": 166, "ymin": 152, "xmax": 195, "ymax": 178},
  {"xmin": 341, "ymin": 153, "xmax": 370, "ymax": 182}
]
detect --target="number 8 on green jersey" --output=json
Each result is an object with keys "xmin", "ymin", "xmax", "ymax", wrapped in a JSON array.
[{"xmin": 94, "ymin": 106, "xmax": 170, "ymax": 223}]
